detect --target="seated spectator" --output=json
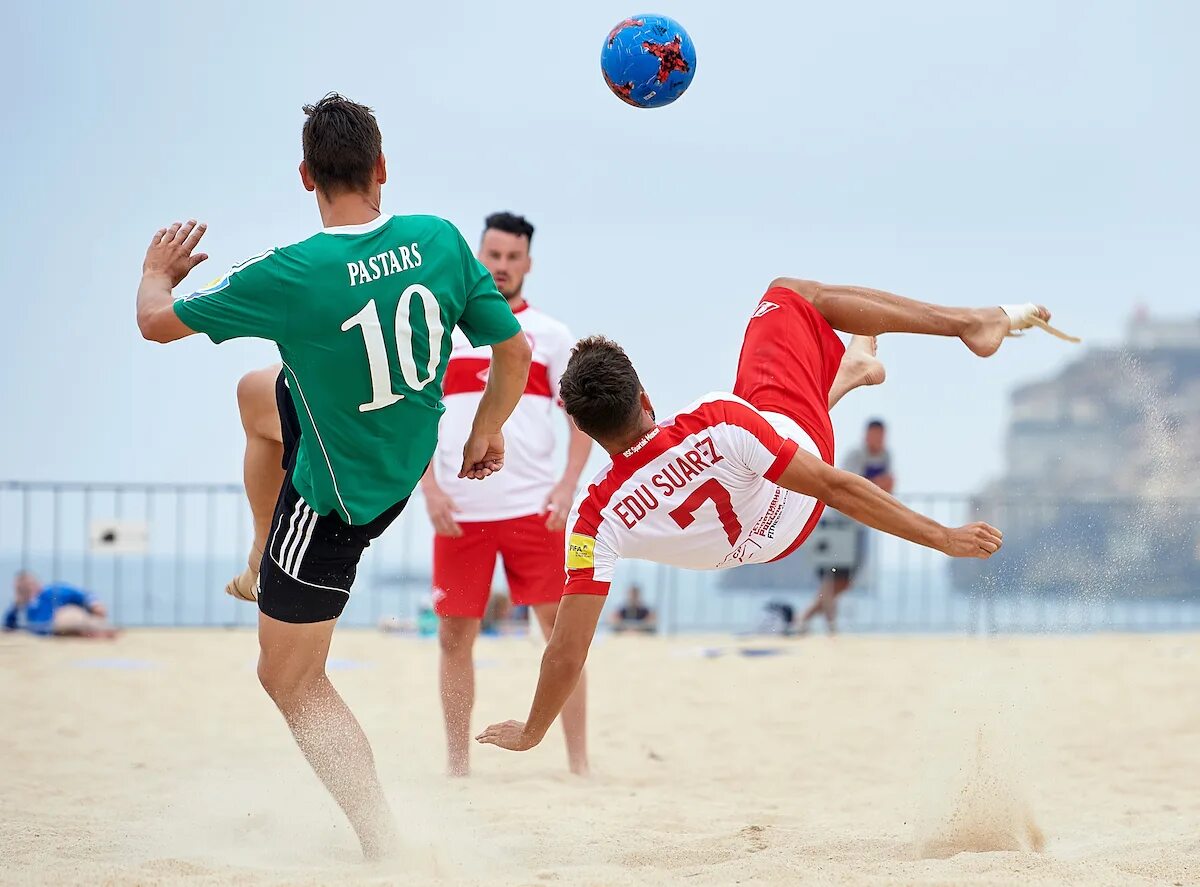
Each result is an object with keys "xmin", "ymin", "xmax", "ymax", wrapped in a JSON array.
[
  {"xmin": 3, "ymin": 571, "xmax": 116, "ymax": 638},
  {"xmin": 611, "ymin": 585, "xmax": 656, "ymax": 634}
]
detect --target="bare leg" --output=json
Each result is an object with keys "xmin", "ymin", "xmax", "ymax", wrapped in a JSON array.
[
  {"xmin": 828, "ymin": 336, "xmax": 885, "ymax": 409},
  {"xmin": 439, "ymin": 616, "xmax": 481, "ymax": 777},
  {"xmin": 257, "ymin": 612, "xmax": 396, "ymax": 859},
  {"xmin": 800, "ymin": 573, "xmax": 852, "ymax": 635},
  {"xmin": 770, "ymin": 278, "xmax": 1049, "ymax": 358},
  {"xmin": 799, "ymin": 579, "xmax": 830, "ymax": 630},
  {"xmin": 533, "ymin": 603, "xmax": 590, "ymax": 776},
  {"xmin": 240, "ymin": 365, "xmax": 285, "ymax": 560},
  {"xmin": 227, "ymin": 366, "xmax": 284, "ymax": 600},
  {"xmin": 50, "ymin": 605, "xmax": 117, "ymax": 639},
  {"xmin": 822, "ymin": 575, "xmax": 852, "ymax": 634}
]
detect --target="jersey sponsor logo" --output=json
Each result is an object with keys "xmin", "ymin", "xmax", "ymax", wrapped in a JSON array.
[
  {"xmin": 751, "ymin": 301, "xmax": 780, "ymax": 319},
  {"xmin": 749, "ymin": 487, "xmax": 785, "ymax": 540},
  {"xmin": 567, "ymin": 533, "xmax": 596, "ymax": 570},
  {"xmin": 719, "ymin": 537, "xmax": 766, "ymax": 568},
  {"xmin": 622, "ymin": 427, "xmax": 661, "ymax": 458},
  {"xmin": 346, "ymin": 243, "xmax": 423, "ymax": 287}
]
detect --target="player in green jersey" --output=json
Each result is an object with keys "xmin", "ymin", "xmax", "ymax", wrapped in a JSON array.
[{"xmin": 135, "ymin": 94, "xmax": 533, "ymax": 859}]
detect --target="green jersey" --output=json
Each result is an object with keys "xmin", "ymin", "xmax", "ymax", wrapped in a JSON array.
[{"xmin": 174, "ymin": 214, "xmax": 521, "ymax": 524}]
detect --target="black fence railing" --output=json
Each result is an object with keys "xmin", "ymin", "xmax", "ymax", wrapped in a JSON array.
[{"xmin": 2, "ymin": 481, "xmax": 1197, "ymax": 634}]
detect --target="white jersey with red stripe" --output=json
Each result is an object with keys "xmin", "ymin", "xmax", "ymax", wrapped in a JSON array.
[
  {"xmin": 433, "ymin": 303, "xmax": 574, "ymax": 522},
  {"xmin": 564, "ymin": 394, "xmax": 826, "ymax": 595}
]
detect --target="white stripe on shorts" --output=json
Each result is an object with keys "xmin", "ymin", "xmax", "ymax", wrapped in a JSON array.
[
  {"xmin": 278, "ymin": 499, "xmax": 305, "ymax": 570},
  {"xmin": 287, "ymin": 506, "xmax": 318, "ymax": 578}
]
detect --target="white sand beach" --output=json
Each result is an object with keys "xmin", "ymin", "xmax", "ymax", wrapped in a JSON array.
[{"xmin": 2, "ymin": 629, "xmax": 1197, "ymax": 886}]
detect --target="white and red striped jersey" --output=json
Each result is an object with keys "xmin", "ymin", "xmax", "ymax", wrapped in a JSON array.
[
  {"xmin": 432, "ymin": 303, "xmax": 574, "ymax": 522},
  {"xmin": 564, "ymin": 394, "xmax": 825, "ymax": 595}
]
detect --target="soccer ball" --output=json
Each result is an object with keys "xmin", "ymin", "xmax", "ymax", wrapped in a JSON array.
[{"xmin": 601, "ymin": 14, "xmax": 696, "ymax": 108}]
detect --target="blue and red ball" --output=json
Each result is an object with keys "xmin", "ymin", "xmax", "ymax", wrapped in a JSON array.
[{"xmin": 601, "ymin": 14, "xmax": 697, "ymax": 108}]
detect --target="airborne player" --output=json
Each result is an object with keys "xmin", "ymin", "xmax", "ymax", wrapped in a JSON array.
[{"xmin": 477, "ymin": 278, "xmax": 1076, "ymax": 752}]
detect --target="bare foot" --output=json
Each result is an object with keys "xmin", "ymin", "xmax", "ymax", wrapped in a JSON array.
[
  {"xmin": 446, "ymin": 760, "xmax": 470, "ymax": 778},
  {"xmin": 224, "ymin": 565, "xmax": 259, "ymax": 601},
  {"xmin": 843, "ymin": 335, "xmax": 887, "ymax": 387},
  {"xmin": 961, "ymin": 305, "xmax": 1050, "ymax": 357},
  {"xmin": 569, "ymin": 759, "xmax": 591, "ymax": 777}
]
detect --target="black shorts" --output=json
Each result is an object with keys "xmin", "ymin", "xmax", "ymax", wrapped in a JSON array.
[{"xmin": 257, "ymin": 372, "xmax": 408, "ymax": 624}]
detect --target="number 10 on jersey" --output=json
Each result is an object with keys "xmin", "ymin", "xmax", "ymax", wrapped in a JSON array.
[{"xmin": 341, "ymin": 285, "xmax": 445, "ymax": 412}]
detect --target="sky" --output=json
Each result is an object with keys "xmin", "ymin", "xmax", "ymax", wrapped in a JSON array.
[{"xmin": 2, "ymin": 0, "xmax": 1197, "ymax": 496}]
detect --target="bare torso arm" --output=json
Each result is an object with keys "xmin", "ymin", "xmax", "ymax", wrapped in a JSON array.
[{"xmin": 775, "ymin": 449, "xmax": 1001, "ymax": 559}]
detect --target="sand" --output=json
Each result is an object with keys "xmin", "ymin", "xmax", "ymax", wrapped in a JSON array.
[{"xmin": 2, "ymin": 629, "xmax": 1197, "ymax": 886}]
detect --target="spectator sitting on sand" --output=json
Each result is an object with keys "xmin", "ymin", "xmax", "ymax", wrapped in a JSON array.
[
  {"xmin": 611, "ymin": 585, "xmax": 656, "ymax": 634},
  {"xmin": 3, "ymin": 571, "xmax": 116, "ymax": 638}
]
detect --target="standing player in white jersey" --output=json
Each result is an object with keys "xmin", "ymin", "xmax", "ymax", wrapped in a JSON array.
[
  {"xmin": 477, "ymin": 277, "xmax": 1077, "ymax": 753},
  {"xmin": 421, "ymin": 212, "xmax": 592, "ymax": 777}
]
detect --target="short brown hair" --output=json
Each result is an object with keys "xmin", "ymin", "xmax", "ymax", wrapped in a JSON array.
[
  {"xmin": 301, "ymin": 93, "xmax": 382, "ymax": 195},
  {"xmin": 559, "ymin": 336, "xmax": 644, "ymax": 440}
]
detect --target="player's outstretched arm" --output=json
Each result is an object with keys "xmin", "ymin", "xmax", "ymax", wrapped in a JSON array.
[
  {"xmin": 459, "ymin": 331, "xmax": 533, "ymax": 480},
  {"xmin": 776, "ymin": 449, "xmax": 1003, "ymax": 559},
  {"xmin": 476, "ymin": 593, "xmax": 605, "ymax": 752},
  {"xmin": 137, "ymin": 221, "xmax": 207, "ymax": 343}
]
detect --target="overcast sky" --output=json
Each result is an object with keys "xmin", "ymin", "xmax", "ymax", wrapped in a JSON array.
[{"xmin": 3, "ymin": 0, "xmax": 1196, "ymax": 496}]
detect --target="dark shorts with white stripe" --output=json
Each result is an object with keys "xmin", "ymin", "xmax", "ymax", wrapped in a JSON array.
[{"xmin": 257, "ymin": 371, "xmax": 409, "ymax": 624}]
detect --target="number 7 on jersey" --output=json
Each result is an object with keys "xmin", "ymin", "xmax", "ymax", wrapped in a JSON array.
[{"xmin": 668, "ymin": 478, "xmax": 742, "ymax": 546}]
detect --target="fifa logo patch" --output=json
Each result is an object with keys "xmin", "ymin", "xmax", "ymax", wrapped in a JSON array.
[
  {"xmin": 751, "ymin": 301, "xmax": 780, "ymax": 319},
  {"xmin": 181, "ymin": 273, "xmax": 231, "ymax": 301},
  {"xmin": 567, "ymin": 534, "xmax": 596, "ymax": 570}
]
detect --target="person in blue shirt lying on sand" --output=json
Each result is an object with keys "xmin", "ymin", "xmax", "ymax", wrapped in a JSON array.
[{"xmin": 3, "ymin": 571, "xmax": 116, "ymax": 638}]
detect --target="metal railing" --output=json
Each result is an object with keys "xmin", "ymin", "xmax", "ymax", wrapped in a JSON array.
[{"xmin": 2, "ymin": 481, "xmax": 1197, "ymax": 634}]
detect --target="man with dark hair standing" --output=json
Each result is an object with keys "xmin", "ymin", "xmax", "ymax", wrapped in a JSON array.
[
  {"xmin": 136, "ymin": 93, "xmax": 532, "ymax": 857},
  {"xmin": 477, "ymin": 279, "xmax": 1076, "ymax": 754},
  {"xmin": 799, "ymin": 418, "xmax": 896, "ymax": 634},
  {"xmin": 421, "ymin": 212, "xmax": 592, "ymax": 777}
]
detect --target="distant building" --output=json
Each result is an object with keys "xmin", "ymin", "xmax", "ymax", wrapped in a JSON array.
[{"xmin": 954, "ymin": 310, "xmax": 1200, "ymax": 599}]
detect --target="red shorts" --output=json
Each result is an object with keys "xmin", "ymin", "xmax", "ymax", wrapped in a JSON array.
[
  {"xmin": 432, "ymin": 513, "xmax": 566, "ymax": 618},
  {"xmin": 732, "ymin": 286, "xmax": 845, "ymax": 465}
]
